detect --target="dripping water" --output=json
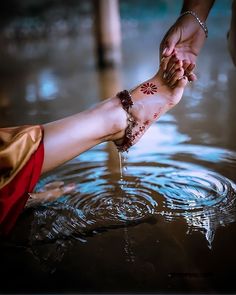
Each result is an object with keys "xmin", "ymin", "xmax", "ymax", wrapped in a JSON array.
[{"xmin": 119, "ymin": 152, "xmax": 124, "ymax": 184}]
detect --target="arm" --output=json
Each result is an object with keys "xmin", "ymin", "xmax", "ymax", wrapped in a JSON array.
[
  {"xmin": 181, "ymin": 0, "xmax": 215, "ymax": 20},
  {"xmin": 160, "ymin": 0, "xmax": 215, "ymax": 81}
]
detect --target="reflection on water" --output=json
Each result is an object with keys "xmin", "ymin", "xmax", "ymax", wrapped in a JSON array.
[
  {"xmin": 30, "ymin": 121, "xmax": 236, "ymax": 253},
  {"xmin": 26, "ymin": 69, "xmax": 58, "ymax": 102}
]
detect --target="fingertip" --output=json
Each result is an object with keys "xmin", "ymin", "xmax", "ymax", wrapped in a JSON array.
[
  {"xmin": 162, "ymin": 47, "xmax": 168, "ymax": 55},
  {"xmin": 162, "ymin": 42, "xmax": 176, "ymax": 57},
  {"xmin": 188, "ymin": 73, "xmax": 197, "ymax": 81},
  {"xmin": 191, "ymin": 63, "xmax": 196, "ymax": 70},
  {"xmin": 162, "ymin": 47, "xmax": 172, "ymax": 57},
  {"xmin": 178, "ymin": 59, "xmax": 183, "ymax": 67}
]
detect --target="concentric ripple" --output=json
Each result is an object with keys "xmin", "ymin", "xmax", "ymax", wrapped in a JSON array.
[
  {"xmin": 71, "ymin": 180, "xmax": 157, "ymax": 223},
  {"xmin": 31, "ymin": 143, "xmax": 236, "ymax": 247}
]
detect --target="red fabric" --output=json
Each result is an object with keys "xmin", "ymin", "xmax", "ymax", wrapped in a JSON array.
[{"xmin": 0, "ymin": 140, "xmax": 44, "ymax": 235}]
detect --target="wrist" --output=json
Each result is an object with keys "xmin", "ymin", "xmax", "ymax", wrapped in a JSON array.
[
  {"xmin": 178, "ymin": 10, "xmax": 208, "ymax": 38},
  {"xmin": 181, "ymin": 0, "xmax": 215, "ymax": 22}
]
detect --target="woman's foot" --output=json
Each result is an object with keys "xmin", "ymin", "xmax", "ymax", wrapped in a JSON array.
[{"xmin": 114, "ymin": 58, "xmax": 188, "ymax": 151}]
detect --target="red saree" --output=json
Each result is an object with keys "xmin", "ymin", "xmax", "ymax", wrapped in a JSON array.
[{"xmin": 0, "ymin": 125, "xmax": 44, "ymax": 235}]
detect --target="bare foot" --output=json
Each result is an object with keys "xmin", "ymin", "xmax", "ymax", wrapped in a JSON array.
[
  {"xmin": 115, "ymin": 59, "xmax": 188, "ymax": 151},
  {"xmin": 26, "ymin": 181, "xmax": 76, "ymax": 207}
]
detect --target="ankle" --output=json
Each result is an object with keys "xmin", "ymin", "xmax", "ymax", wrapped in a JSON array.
[{"xmin": 100, "ymin": 97, "xmax": 127, "ymax": 142}]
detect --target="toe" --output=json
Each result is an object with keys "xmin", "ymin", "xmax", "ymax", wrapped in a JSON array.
[
  {"xmin": 188, "ymin": 73, "xmax": 197, "ymax": 81},
  {"xmin": 169, "ymin": 75, "xmax": 188, "ymax": 105},
  {"xmin": 175, "ymin": 75, "xmax": 188, "ymax": 89}
]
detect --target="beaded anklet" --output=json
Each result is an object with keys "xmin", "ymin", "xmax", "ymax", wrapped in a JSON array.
[{"xmin": 115, "ymin": 90, "xmax": 137, "ymax": 152}]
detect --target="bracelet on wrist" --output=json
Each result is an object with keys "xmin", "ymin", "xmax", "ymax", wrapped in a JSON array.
[{"xmin": 179, "ymin": 10, "xmax": 208, "ymax": 38}]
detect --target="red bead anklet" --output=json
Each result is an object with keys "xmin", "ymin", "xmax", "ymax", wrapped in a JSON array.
[{"xmin": 115, "ymin": 90, "xmax": 137, "ymax": 152}]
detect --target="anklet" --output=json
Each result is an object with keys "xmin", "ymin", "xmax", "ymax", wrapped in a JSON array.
[{"xmin": 115, "ymin": 90, "xmax": 137, "ymax": 152}]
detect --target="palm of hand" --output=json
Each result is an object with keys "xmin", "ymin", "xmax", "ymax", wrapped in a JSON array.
[
  {"xmin": 173, "ymin": 28, "xmax": 204, "ymax": 65},
  {"xmin": 174, "ymin": 42, "xmax": 198, "ymax": 65}
]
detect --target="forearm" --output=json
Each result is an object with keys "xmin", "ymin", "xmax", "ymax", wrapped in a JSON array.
[
  {"xmin": 42, "ymin": 97, "xmax": 126, "ymax": 174},
  {"xmin": 181, "ymin": 0, "xmax": 215, "ymax": 21}
]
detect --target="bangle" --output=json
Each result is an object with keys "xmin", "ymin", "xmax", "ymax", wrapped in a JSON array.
[
  {"xmin": 115, "ymin": 90, "xmax": 137, "ymax": 152},
  {"xmin": 179, "ymin": 10, "xmax": 208, "ymax": 38}
]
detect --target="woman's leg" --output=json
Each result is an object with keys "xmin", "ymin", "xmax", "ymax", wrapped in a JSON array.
[
  {"xmin": 42, "ymin": 60, "xmax": 187, "ymax": 174},
  {"xmin": 42, "ymin": 97, "xmax": 126, "ymax": 174}
]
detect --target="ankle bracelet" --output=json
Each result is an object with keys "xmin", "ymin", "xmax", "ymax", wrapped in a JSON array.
[
  {"xmin": 179, "ymin": 10, "xmax": 208, "ymax": 38},
  {"xmin": 115, "ymin": 90, "xmax": 137, "ymax": 152}
]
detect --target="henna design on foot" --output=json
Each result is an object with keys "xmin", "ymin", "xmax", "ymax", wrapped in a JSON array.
[
  {"xmin": 153, "ymin": 110, "xmax": 161, "ymax": 119},
  {"xmin": 140, "ymin": 82, "xmax": 158, "ymax": 95}
]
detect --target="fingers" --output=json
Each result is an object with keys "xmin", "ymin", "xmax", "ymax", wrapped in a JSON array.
[
  {"xmin": 162, "ymin": 56, "xmax": 197, "ymax": 84},
  {"xmin": 162, "ymin": 44, "xmax": 175, "ymax": 58},
  {"xmin": 165, "ymin": 59, "xmax": 183, "ymax": 82},
  {"xmin": 160, "ymin": 27, "xmax": 181, "ymax": 58},
  {"xmin": 185, "ymin": 63, "xmax": 197, "ymax": 81},
  {"xmin": 185, "ymin": 62, "xmax": 195, "ymax": 74},
  {"xmin": 168, "ymin": 67, "xmax": 185, "ymax": 88},
  {"xmin": 160, "ymin": 55, "xmax": 171, "ymax": 74},
  {"xmin": 164, "ymin": 53, "xmax": 179, "ymax": 76}
]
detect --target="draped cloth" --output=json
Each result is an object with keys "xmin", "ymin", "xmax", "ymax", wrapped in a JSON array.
[{"xmin": 0, "ymin": 125, "xmax": 44, "ymax": 235}]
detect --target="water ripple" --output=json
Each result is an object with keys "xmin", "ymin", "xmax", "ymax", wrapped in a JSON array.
[{"xmin": 31, "ymin": 144, "xmax": 236, "ymax": 248}]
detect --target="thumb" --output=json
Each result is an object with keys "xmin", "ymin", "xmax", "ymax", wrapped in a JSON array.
[{"xmin": 161, "ymin": 29, "xmax": 180, "ymax": 57}]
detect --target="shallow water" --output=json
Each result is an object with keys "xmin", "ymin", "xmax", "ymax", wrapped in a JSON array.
[
  {"xmin": 1, "ymin": 0, "xmax": 236, "ymax": 293},
  {"xmin": 31, "ymin": 130, "xmax": 236, "ymax": 250}
]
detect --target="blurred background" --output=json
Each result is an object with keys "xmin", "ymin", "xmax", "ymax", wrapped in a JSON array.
[{"xmin": 0, "ymin": 0, "xmax": 234, "ymax": 146}]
